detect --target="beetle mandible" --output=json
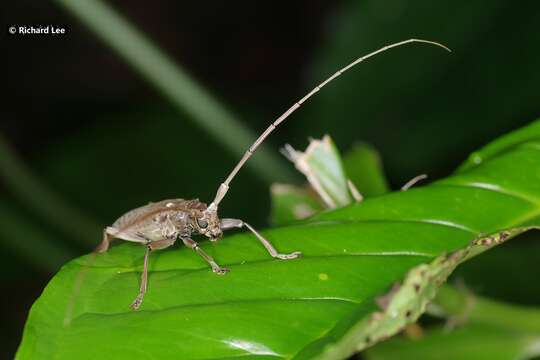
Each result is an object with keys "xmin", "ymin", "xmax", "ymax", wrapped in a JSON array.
[{"xmin": 95, "ymin": 39, "xmax": 450, "ymax": 310}]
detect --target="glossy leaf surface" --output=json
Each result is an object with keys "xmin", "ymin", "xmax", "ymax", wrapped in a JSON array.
[
  {"xmin": 342, "ymin": 143, "xmax": 389, "ymax": 197},
  {"xmin": 270, "ymin": 183, "xmax": 324, "ymax": 225},
  {"xmin": 366, "ymin": 324, "xmax": 540, "ymax": 360},
  {"xmin": 366, "ymin": 286, "xmax": 540, "ymax": 360},
  {"xmin": 16, "ymin": 120, "xmax": 540, "ymax": 359}
]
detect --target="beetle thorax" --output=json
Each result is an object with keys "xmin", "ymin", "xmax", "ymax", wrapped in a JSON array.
[{"xmin": 148, "ymin": 199, "xmax": 222, "ymax": 240}]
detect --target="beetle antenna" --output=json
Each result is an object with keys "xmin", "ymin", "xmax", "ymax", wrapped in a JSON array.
[{"xmin": 209, "ymin": 38, "xmax": 451, "ymax": 209}]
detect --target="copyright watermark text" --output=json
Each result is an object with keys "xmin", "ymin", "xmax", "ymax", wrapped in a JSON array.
[{"xmin": 8, "ymin": 25, "xmax": 68, "ymax": 36}]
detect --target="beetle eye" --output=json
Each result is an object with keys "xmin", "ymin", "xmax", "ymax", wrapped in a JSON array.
[{"xmin": 197, "ymin": 219, "xmax": 208, "ymax": 229}]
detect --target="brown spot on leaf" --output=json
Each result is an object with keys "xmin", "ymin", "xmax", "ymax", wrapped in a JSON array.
[
  {"xmin": 371, "ymin": 312, "xmax": 384, "ymax": 322},
  {"xmin": 376, "ymin": 282, "xmax": 401, "ymax": 310},
  {"xmin": 446, "ymin": 250, "xmax": 462, "ymax": 263},
  {"xmin": 480, "ymin": 238, "xmax": 493, "ymax": 246}
]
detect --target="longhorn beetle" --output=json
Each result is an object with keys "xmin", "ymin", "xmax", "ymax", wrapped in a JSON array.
[{"xmin": 95, "ymin": 39, "xmax": 450, "ymax": 310}]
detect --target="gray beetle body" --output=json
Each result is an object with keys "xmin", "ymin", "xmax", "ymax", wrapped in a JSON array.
[{"xmin": 95, "ymin": 39, "xmax": 449, "ymax": 309}]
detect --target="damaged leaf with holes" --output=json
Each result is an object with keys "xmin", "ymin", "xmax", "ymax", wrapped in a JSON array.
[
  {"xmin": 16, "ymin": 119, "xmax": 540, "ymax": 360},
  {"xmin": 365, "ymin": 285, "xmax": 540, "ymax": 360}
]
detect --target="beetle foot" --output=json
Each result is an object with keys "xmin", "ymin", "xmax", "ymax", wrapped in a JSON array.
[
  {"xmin": 130, "ymin": 295, "xmax": 143, "ymax": 310},
  {"xmin": 213, "ymin": 266, "xmax": 229, "ymax": 275},
  {"xmin": 276, "ymin": 251, "xmax": 302, "ymax": 260}
]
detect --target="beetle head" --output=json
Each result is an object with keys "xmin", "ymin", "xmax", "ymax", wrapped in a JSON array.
[{"xmin": 196, "ymin": 206, "xmax": 222, "ymax": 241}]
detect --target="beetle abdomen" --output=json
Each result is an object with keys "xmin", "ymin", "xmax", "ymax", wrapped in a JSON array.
[{"xmin": 111, "ymin": 198, "xmax": 207, "ymax": 234}]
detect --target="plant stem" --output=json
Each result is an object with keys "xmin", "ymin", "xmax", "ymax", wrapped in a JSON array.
[
  {"xmin": 433, "ymin": 285, "xmax": 540, "ymax": 333},
  {"xmin": 54, "ymin": 0, "xmax": 295, "ymax": 184},
  {"xmin": 0, "ymin": 134, "xmax": 100, "ymax": 247},
  {"xmin": 0, "ymin": 203, "xmax": 76, "ymax": 271}
]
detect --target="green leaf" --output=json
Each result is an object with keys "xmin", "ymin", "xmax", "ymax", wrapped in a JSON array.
[
  {"xmin": 343, "ymin": 143, "xmax": 390, "ymax": 197},
  {"xmin": 269, "ymin": 184, "xmax": 325, "ymax": 225},
  {"xmin": 270, "ymin": 135, "xmax": 368, "ymax": 226},
  {"xmin": 270, "ymin": 140, "xmax": 389, "ymax": 225},
  {"xmin": 365, "ymin": 286, "xmax": 540, "ymax": 360},
  {"xmin": 458, "ymin": 119, "xmax": 540, "ymax": 172},
  {"xmin": 450, "ymin": 233, "xmax": 540, "ymax": 304},
  {"xmin": 16, "ymin": 119, "xmax": 540, "ymax": 360},
  {"xmin": 429, "ymin": 285, "xmax": 540, "ymax": 333},
  {"xmin": 365, "ymin": 324, "xmax": 540, "ymax": 360},
  {"xmin": 283, "ymin": 135, "xmax": 353, "ymax": 207}
]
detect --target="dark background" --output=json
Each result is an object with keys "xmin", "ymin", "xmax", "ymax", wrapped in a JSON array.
[{"xmin": 2, "ymin": 0, "xmax": 540, "ymax": 358}]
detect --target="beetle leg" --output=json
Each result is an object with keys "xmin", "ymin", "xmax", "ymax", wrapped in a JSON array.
[
  {"xmin": 181, "ymin": 237, "xmax": 229, "ymax": 275},
  {"xmin": 148, "ymin": 238, "xmax": 176, "ymax": 250},
  {"xmin": 95, "ymin": 227, "xmax": 149, "ymax": 253},
  {"xmin": 95, "ymin": 228, "xmax": 113, "ymax": 253},
  {"xmin": 130, "ymin": 244, "xmax": 151, "ymax": 310},
  {"xmin": 220, "ymin": 218, "xmax": 302, "ymax": 260},
  {"xmin": 129, "ymin": 238, "xmax": 175, "ymax": 310}
]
